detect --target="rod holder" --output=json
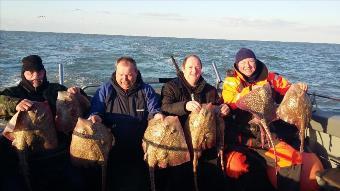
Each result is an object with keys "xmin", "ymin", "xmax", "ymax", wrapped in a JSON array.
[{"xmin": 58, "ymin": 63, "xmax": 64, "ymax": 85}]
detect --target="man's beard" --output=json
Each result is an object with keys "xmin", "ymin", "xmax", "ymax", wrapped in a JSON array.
[{"xmin": 29, "ymin": 79, "xmax": 43, "ymax": 88}]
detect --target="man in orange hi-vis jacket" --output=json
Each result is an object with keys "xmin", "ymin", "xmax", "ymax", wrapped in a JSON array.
[{"xmin": 221, "ymin": 48, "xmax": 323, "ymax": 191}]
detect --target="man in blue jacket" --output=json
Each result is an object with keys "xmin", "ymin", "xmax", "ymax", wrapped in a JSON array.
[{"xmin": 89, "ymin": 56, "xmax": 163, "ymax": 191}]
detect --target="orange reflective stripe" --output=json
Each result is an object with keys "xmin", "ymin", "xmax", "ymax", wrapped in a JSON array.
[
  {"xmin": 265, "ymin": 141, "xmax": 302, "ymax": 168},
  {"xmin": 225, "ymin": 151, "xmax": 249, "ymax": 179},
  {"xmin": 248, "ymin": 137, "xmax": 253, "ymax": 147},
  {"xmin": 238, "ymin": 134, "xmax": 242, "ymax": 144},
  {"xmin": 268, "ymin": 73, "xmax": 275, "ymax": 85}
]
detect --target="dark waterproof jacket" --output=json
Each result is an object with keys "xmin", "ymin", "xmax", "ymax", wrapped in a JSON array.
[
  {"xmin": 161, "ymin": 74, "xmax": 220, "ymax": 160},
  {"xmin": 0, "ymin": 79, "xmax": 76, "ymax": 191},
  {"xmin": 90, "ymin": 72, "xmax": 161, "ymax": 161},
  {"xmin": 0, "ymin": 81, "xmax": 67, "ymax": 118},
  {"xmin": 157, "ymin": 74, "xmax": 227, "ymax": 191},
  {"xmin": 161, "ymin": 74, "xmax": 219, "ymax": 124}
]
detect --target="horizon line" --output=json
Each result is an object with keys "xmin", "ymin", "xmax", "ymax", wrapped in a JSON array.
[{"xmin": 1, "ymin": 29, "xmax": 339, "ymax": 45}]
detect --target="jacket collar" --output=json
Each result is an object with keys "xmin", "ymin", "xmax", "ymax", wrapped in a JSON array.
[{"xmin": 178, "ymin": 71, "xmax": 206, "ymax": 94}]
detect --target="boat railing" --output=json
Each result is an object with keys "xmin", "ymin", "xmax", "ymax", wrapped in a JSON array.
[{"xmin": 81, "ymin": 78, "xmax": 174, "ymax": 91}]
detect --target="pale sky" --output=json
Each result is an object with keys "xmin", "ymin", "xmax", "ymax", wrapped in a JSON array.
[{"xmin": 1, "ymin": 0, "xmax": 340, "ymax": 44}]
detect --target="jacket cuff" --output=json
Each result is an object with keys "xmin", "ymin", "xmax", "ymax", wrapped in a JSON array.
[
  {"xmin": 90, "ymin": 112, "xmax": 104, "ymax": 119},
  {"xmin": 183, "ymin": 101, "xmax": 190, "ymax": 114}
]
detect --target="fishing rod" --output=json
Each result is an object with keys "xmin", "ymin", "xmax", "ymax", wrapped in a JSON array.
[
  {"xmin": 211, "ymin": 62, "xmax": 223, "ymax": 89},
  {"xmin": 170, "ymin": 55, "xmax": 182, "ymax": 76},
  {"xmin": 307, "ymin": 92, "xmax": 340, "ymax": 102},
  {"xmin": 169, "ymin": 55, "xmax": 188, "ymax": 84}
]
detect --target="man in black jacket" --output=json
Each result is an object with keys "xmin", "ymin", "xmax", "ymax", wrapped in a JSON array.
[
  {"xmin": 0, "ymin": 55, "xmax": 82, "ymax": 116},
  {"xmin": 0, "ymin": 55, "xmax": 86, "ymax": 191},
  {"xmin": 160, "ymin": 54, "xmax": 229, "ymax": 191}
]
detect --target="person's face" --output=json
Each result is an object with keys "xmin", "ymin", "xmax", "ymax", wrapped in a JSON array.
[
  {"xmin": 182, "ymin": 57, "xmax": 202, "ymax": 85},
  {"xmin": 115, "ymin": 61, "xmax": 137, "ymax": 91},
  {"xmin": 23, "ymin": 70, "xmax": 45, "ymax": 88},
  {"xmin": 237, "ymin": 58, "xmax": 256, "ymax": 77}
]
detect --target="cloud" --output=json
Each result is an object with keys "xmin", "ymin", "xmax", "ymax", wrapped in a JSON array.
[
  {"xmin": 140, "ymin": 12, "xmax": 186, "ymax": 22},
  {"xmin": 98, "ymin": 10, "xmax": 112, "ymax": 15},
  {"xmin": 304, "ymin": 25, "xmax": 340, "ymax": 34},
  {"xmin": 72, "ymin": 8, "xmax": 83, "ymax": 12},
  {"xmin": 217, "ymin": 16, "xmax": 340, "ymax": 34},
  {"xmin": 217, "ymin": 17, "xmax": 299, "ymax": 29},
  {"xmin": 212, "ymin": 16, "xmax": 340, "ymax": 43}
]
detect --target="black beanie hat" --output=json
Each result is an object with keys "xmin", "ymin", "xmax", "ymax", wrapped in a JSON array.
[
  {"xmin": 235, "ymin": 48, "xmax": 256, "ymax": 64},
  {"xmin": 22, "ymin": 55, "xmax": 45, "ymax": 72}
]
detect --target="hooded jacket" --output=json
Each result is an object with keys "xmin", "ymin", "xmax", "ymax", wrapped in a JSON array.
[{"xmin": 89, "ymin": 71, "xmax": 161, "ymax": 160}]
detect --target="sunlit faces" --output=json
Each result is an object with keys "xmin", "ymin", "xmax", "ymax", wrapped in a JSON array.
[
  {"xmin": 23, "ymin": 70, "xmax": 45, "ymax": 88},
  {"xmin": 237, "ymin": 58, "xmax": 256, "ymax": 77},
  {"xmin": 182, "ymin": 56, "xmax": 202, "ymax": 87},
  {"xmin": 115, "ymin": 61, "xmax": 137, "ymax": 91}
]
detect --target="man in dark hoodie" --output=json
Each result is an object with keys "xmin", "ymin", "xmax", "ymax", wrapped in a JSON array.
[
  {"xmin": 0, "ymin": 55, "xmax": 85, "ymax": 191},
  {"xmin": 89, "ymin": 56, "xmax": 163, "ymax": 191}
]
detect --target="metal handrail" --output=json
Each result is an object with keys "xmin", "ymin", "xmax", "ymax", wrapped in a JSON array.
[
  {"xmin": 81, "ymin": 78, "xmax": 175, "ymax": 91},
  {"xmin": 81, "ymin": 85, "xmax": 101, "ymax": 91},
  {"xmin": 307, "ymin": 92, "xmax": 340, "ymax": 102},
  {"xmin": 58, "ymin": 62, "xmax": 339, "ymax": 102}
]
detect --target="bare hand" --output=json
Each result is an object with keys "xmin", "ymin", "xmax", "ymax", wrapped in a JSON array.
[
  {"xmin": 67, "ymin": 86, "xmax": 80, "ymax": 95},
  {"xmin": 219, "ymin": 104, "xmax": 230, "ymax": 117},
  {"xmin": 296, "ymin": 82, "xmax": 308, "ymax": 92},
  {"xmin": 153, "ymin": 113, "xmax": 165, "ymax": 120},
  {"xmin": 16, "ymin": 99, "xmax": 33, "ymax": 111},
  {"xmin": 88, "ymin": 115, "xmax": 102, "ymax": 123},
  {"xmin": 186, "ymin": 101, "xmax": 201, "ymax": 112}
]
